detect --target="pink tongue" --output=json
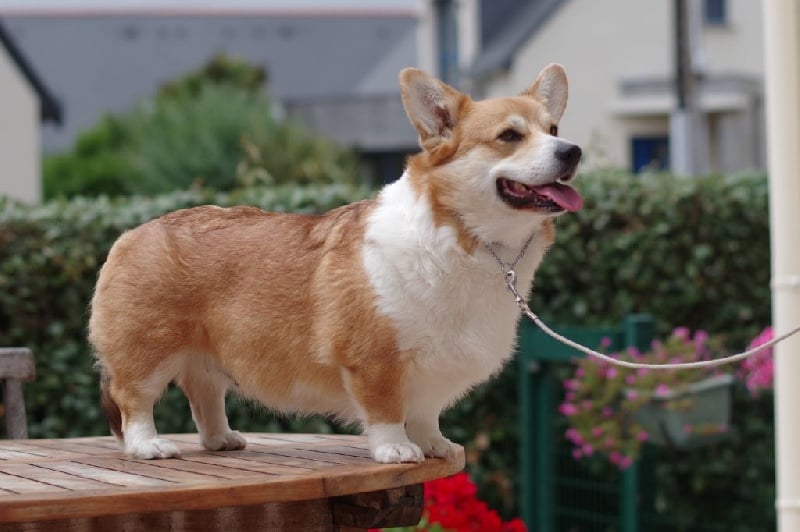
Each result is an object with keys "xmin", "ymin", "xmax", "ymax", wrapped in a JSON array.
[{"xmin": 532, "ymin": 183, "xmax": 584, "ymax": 212}]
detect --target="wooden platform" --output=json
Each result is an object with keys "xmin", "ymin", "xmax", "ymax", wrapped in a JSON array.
[{"xmin": 0, "ymin": 433, "xmax": 464, "ymax": 531}]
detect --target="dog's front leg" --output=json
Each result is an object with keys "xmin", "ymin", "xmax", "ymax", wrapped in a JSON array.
[
  {"xmin": 405, "ymin": 386, "xmax": 458, "ymax": 459},
  {"xmin": 343, "ymin": 362, "xmax": 424, "ymax": 463}
]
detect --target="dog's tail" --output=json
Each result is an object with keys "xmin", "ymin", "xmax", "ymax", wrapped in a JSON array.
[{"xmin": 99, "ymin": 367, "xmax": 123, "ymax": 441}]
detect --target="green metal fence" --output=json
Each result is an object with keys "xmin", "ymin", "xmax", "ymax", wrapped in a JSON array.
[{"xmin": 517, "ymin": 314, "xmax": 656, "ymax": 532}]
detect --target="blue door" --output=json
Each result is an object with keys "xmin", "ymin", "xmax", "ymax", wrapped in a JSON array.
[{"xmin": 631, "ymin": 136, "xmax": 670, "ymax": 173}]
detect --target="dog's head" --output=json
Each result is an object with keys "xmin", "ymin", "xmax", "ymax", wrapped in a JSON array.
[{"xmin": 400, "ymin": 64, "xmax": 582, "ymax": 246}]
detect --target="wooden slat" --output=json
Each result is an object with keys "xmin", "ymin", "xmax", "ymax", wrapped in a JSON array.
[
  {"xmin": 0, "ymin": 471, "xmax": 71, "ymax": 494},
  {"xmin": 0, "ymin": 433, "xmax": 464, "ymax": 524},
  {"xmin": 0, "ymin": 464, "xmax": 112, "ymax": 491},
  {"xmin": 41, "ymin": 461, "xmax": 176, "ymax": 488}
]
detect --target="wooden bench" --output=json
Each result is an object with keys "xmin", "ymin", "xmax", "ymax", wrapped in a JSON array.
[
  {"xmin": 0, "ymin": 348, "xmax": 35, "ymax": 439},
  {"xmin": 0, "ymin": 433, "xmax": 464, "ymax": 531}
]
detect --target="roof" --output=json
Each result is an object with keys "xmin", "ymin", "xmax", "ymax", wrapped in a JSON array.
[
  {"xmin": 471, "ymin": 0, "xmax": 566, "ymax": 79},
  {"xmin": 0, "ymin": 19, "xmax": 62, "ymax": 124},
  {"xmin": 1, "ymin": 14, "xmax": 416, "ymax": 152}
]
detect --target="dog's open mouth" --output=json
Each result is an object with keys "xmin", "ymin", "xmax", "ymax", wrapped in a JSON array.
[{"xmin": 496, "ymin": 178, "xmax": 583, "ymax": 212}]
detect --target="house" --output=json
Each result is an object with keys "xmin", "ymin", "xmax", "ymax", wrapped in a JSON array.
[
  {"xmin": 0, "ymin": 20, "xmax": 61, "ymax": 203},
  {"xmin": 418, "ymin": 0, "xmax": 764, "ymax": 175},
  {"xmin": 1, "ymin": 4, "xmax": 419, "ymax": 184}
]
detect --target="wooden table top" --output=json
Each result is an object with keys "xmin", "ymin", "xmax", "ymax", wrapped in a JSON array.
[{"xmin": 0, "ymin": 433, "xmax": 464, "ymax": 524}]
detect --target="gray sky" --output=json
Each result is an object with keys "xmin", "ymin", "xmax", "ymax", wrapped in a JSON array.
[{"xmin": 0, "ymin": 0, "xmax": 417, "ymax": 13}]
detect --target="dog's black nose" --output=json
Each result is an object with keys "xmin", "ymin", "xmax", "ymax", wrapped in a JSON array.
[{"xmin": 555, "ymin": 144, "xmax": 582, "ymax": 167}]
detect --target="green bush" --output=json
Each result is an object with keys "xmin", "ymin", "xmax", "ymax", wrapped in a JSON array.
[
  {"xmin": 535, "ymin": 170, "xmax": 770, "ymax": 345},
  {"xmin": 0, "ymin": 171, "xmax": 773, "ymax": 527},
  {"xmin": 43, "ymin": 116, "xmax": 134, "ymax": 199},
  {"xmin": 157, "ymin": 53, "xmax": 267, "ymax": 101},
  {"xmin": 43, "ymin": 57, "xmax": 359, "ymax": 199}
]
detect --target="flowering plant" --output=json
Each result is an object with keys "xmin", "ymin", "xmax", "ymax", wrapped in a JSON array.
[
  {"xmin": 560, "ymin": 328, "xmax": 731, "ymax": 469},
  {"xmin": 737, "ymin": 326, "xmax": 774, "ymax": 396},
  {"xmin": 373, "ymin": 472, "xmax": 525, "ymax": 532}
]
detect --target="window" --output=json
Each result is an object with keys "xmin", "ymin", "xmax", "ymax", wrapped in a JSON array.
[
  {"xmin": 631, "ymin": 136, "xmax": 670, "ymax": 173},
  {"xmin": 704, "ymin": 0, "xmax": 727, "ymax": 26},
  {"xmin": 436, "ymin": 0, "xmax": 459, "ymax": 85}
]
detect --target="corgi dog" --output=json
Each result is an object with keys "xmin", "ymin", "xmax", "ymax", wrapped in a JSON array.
[{"xmin": 88, "ymin": 64, "xmax": 583, "ymax": 463}]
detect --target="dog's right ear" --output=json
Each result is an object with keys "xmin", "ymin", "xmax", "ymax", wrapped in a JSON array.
[{"xmin": 400, "ymin": 68, "xmax": 466, "ymax": 151}]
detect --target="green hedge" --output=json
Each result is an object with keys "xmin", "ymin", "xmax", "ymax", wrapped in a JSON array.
[
  {"xmin": 0, "ymin": 171, "xmax": 773, "ymax": 526},
  {"xmin": 535, "ymin": 170, "xmax": 770, "ymax": 345}
]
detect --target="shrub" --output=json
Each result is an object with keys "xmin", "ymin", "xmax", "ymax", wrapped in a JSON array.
[
  {"xmin": 43, "ymin": 56, "xmax": 359, "ymax": 199},
  {"xmin": 157, "ymin": 53, "xmax": 267, "ymax": 101},
  {"xmin": 43, "ymin": 116, "xmax": 134, "ymax": 199},
  {"xmin": 534, "ymin": 170, "xmax": 770, "ymax": 346}
]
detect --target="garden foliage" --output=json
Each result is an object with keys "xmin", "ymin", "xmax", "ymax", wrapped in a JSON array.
[
  {"xmin": 43, "ymin": 55, "xmax": 359, "ymax": 199},
  {"xmin": 0, "ymin": 171, "xmax": 773, "ymax": 527}
]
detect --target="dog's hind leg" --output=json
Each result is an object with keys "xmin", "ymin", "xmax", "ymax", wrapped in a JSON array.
[
  {"xmin": 110, "ymin": 358, "xmax": 182, "ymax": 459},
  {"xmin": 176, "ymin": 358, "xmax": 246, "ymax": 452}
]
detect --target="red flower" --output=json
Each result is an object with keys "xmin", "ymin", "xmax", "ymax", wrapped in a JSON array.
[{"xmin": 418, "ymin": 473, "xmax": 527, "ymax": 532}]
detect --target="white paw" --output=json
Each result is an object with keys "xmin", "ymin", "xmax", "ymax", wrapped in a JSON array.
[
  {"xmin": 413, "ymin": 435, "xmax": 458, "ymax": 459},
  {"xmin": 202, "ymin": 430, "xmax": 247, "ymax": 452},
  {"xmin": 372, "ymin": 442, "xmax": 425, "ymax": 464},
  {"xmin": 127, "ymin": 437, "xmax": 181, "ymax": 459}
]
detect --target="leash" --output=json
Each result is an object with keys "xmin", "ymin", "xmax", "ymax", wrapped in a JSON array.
[{"xmin": 486, "ymin": 236, "xmax": 800, "ymax": 370}]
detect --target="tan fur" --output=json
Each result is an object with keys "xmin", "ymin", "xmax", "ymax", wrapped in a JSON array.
[{"xmin": 89, "ymin": 202, "xmax": 409, "ymax": 427}]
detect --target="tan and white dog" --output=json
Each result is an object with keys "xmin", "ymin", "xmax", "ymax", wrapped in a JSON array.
[{"xmin": 88, "ymin": 64, "xmax": 583, "ymax": 463}]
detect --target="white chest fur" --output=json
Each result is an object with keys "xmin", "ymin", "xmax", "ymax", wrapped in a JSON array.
[{"xmin": 362, "ymin": 176, "xmax": 549, "ymax": 407}]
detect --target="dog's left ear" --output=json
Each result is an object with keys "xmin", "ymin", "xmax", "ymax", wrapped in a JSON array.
[
  {"xmin": 400, "ymin": 68, "xmax": 467, "ymax": 151},
  {"xmin": 523, "ymin": 63, "xmax": 568, "ymax": 123}
]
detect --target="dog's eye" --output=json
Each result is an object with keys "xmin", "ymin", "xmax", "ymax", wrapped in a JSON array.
[
  {"xmin": 549, "ymin": 125, "xmax": 558, "ymax": 136},
  {"xmin": 498, "ymin": 129, "xmax": 523, "ymax": 142}
]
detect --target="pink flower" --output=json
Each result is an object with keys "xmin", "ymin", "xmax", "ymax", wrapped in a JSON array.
[
  {"xmin": 739, "ymin": 327, "xmax": 774, "ymax": 396},
  {"xmin": 609, "ymin": 451, "xmax": 622, "ymax": 465},
  {"xmin": 576, "ymin": 367, "xmax": 585, "ymax": 378},
  {"xmin": 592, "ymin": 427, "xmax": 604, "ymax": 438},
  {"xmin": 601, "ymin": 406, "xmax": 614, "ymax": 418},
  {"xmin": 563, "ymin": 379, "xmax": 579, "ymax": 391},
  {"xmin": 604, "ymin": 437, "xmax": 617, "ymax": 449},
  {"xmin": 626, "ymin": 390, "xmax": 638, "ymax": 400},
  {"xmin": 636, "ymin": 430, "xmax": 649, "ymax": 442},
  {"xmin": 600, "ymin": 336, "xmax": 612, "ymax": 348},
  {"xmin": 559, "ymin": 403, "xmax": 578, "ymax": 416},
  {"xmin": 618, "ymin": 455, "xmax": 634, "ymax": 470},
  {"xmin": 625, "ymin": 375, "xmax": 636, "ymax": 385},
  {"xmin": 572, "ymin": 449, "xmax": 584, "ymax": 460},
  {"xmin": 565, "ymin": 392, "xmax": 576, "ymax": 401},
  {"xmin": 694, "ymin": 329, "xmax": 709, "ymax": 354},
  {"xmin": 655, "ymin": 383, "xmax": 671, "ymax": 396},
  {"xmin": 582, "ymin": 444, "xmax": 594, "ymax": 456},
  {"xmin": 605, "ymin": 367, "xmax": 618, "ymax": 379},
  {"xmin": 565, "ymin": 428, "xmax": 583, "ymax": 444},
  {"xmin": 581, "ymin": 400, "xmax": 593, "ymax": 411},
  {"xmin": 673, "ymin": 327, "xmax": 690, "ymax": 340}
]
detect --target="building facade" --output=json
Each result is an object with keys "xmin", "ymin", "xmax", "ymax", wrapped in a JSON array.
[
  {"xmin": 0, "ymin": 21, "xmax": 60, "ymax": 203},
  {"xmin": 418, "ymin": 0, "xmax": 764, "ymax": 174}
]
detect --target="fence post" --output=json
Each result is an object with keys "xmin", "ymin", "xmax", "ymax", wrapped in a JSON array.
[
  {"xmin": 620, "ymin": 315, "xmax": 656, "ymax": 531},
  {"xmin": 519, "ymin": 355, "xmax": 555, "ymax": 531}
]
